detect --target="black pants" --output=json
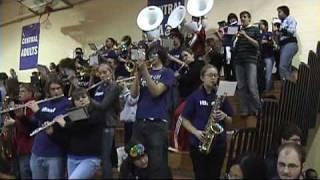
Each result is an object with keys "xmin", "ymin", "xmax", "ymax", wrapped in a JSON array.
[
  {"xmin": 132, "ymin": 119, "xmax": 172, "ymax": 179},
  {"xmin": 190, "ymin": 145, "xmax": 226, "ymax": 179}
]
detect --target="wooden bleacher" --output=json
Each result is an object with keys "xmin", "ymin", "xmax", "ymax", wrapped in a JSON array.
[{"xmin": 114, "ymin": 44, "xmax": 320, "ymax": 178}]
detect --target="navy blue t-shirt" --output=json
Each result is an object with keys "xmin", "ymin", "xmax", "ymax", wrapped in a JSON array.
[
  {"xmin": 181, "ymin": 87, "xmax": 234, "ymax": 149},
  {"xmin": 261, "ymin": 31, "xmax": 274, "ymax": 58},
  {"xmin": 32, "ymin": 97, "xmax": 72, "ymax": 157},
  {"xmin": 136, "ymin": 68, "xmax": 175, "ymax": 121},
  {"xmin": 93, "ymin": 83, "xmax": 108, "ymax": 102},
  {"xmin": 168, "ymin": 48, "xmax": 183, "ymax": 72}
]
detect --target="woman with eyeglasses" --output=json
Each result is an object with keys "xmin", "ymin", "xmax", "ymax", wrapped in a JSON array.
[{"xmin": 181, "ymin": 64, "xmax": 234, "ymax": 179}]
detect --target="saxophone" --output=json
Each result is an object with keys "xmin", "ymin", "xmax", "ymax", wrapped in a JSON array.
[{"xmin": 199, "ymin": 95, "xmax": 225, "ymax": 154}]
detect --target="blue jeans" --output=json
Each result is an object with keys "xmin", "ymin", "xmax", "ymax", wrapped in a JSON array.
[
  {"xmin": 264, "ymin": 57, "xmax": 275, "ymax": 92},
  {"xmin": 101, "ymin": 128, "xmax": 114, "ymax": 178},
  {"xmin": 235, "ymin": 63, "xmax": 261, "ymax": 114},
  {"xmin": 30, "ymin": 153, "xmax": 65, "ymax": 179},
  {"xmin": 67, "ymin": 156, "xmax": 101, "ymax": 179},
  {"xmin": 279, "ymin": 42, "xmax": 298, "ymax": 81},
  {"xmin": 132, "ymin": 119, "xmax": 171, "ymax": 178},
  {"xmin": 18, "ymin": 155, "xmax": 32, "ymax": 179}
]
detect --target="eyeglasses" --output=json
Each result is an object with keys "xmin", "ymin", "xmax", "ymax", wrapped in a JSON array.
[
  {"xmin": 205, "ymin": 73, "xmax": 218, "ymax": 78},
  {"xmin": 278, "ymin": 162, "xmax": 300, "ymax": 170}
]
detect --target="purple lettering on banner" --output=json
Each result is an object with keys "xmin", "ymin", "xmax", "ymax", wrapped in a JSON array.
[
  {"xmin": 19, "ymin": 23, "xmax": 40, "ymax": 70},
  {"xmin": 148, "ymin": 0, "xmax": 184, "ymax": 37}
]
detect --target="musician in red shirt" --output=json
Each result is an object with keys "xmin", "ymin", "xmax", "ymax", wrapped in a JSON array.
[{"xmin": 3, "ymin": 83, "xmax": 35, "ymax": 179}]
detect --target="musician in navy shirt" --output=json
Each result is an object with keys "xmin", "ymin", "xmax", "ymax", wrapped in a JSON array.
[
  {"xmin": 27, "ymin": 78, "xmax": 72, "ymax": 179},
  {"xmin": 168, "ymin": 30, "xmax": 185, "ymax": 72},
  {"xmin": 181, "ymin": 64, "xmax": 234, "ymax": 179},
  {"xmin": 131, "ymin": 45, "xmax": 175, "ymax": 178}
]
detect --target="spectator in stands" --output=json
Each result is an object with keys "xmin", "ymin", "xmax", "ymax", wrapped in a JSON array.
[
  {"xmin": 259, "ymin": 19, "xmax": 275, "ymax": 95},
  {"xmin": 303, "ymin": 168, "xmax": 318, "ymax": 179},
  {"xmin": 276, "ymin": 143, "xmax": 305, "ymax": 179},
  {"xmin": 49, "ymin": 62, "xmax": 58, "ymax": 73},
  {"xmin": 233, "ymin": 11, "xmax": 261, "ymax": 117},
  {"xmin": 119, "ymin": 140, "xmax": 149, "ymax": 179},
  {"xmin": 227, "ymin": 153, "xmax": 267, "ymax": 179},
  {"xmin": 272, "ymin": 18, "xmax": 282, "ymax": 80},
  {"xmin": 6, "ymin": 69, "xmax": 19, "ymax": 99},
  {"xmin": 9, "ymin": 68, "xmax": 18, "ymax": 80},
  {"xmin": 0, "ymin": 72, "xmax": 8, "ymax": 106},
  {"xmin": 222, "ymin": 13, "xmax": 239, "ymax": 81},
  {"xmin": 277, "ymin": 5, "xmax": 298, "ymax": 82},
  {"xmin": 265, "ymin": 123, "xmax": 303, "ymax": 179}
]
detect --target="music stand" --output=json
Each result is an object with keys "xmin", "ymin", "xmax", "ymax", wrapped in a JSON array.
[{"xmin": 67, "ymin": 106, "xmax": 89, "ymax": 122}]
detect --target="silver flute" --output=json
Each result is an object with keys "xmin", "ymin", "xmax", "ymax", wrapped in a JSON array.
[{"xmin": 30, "ymin": 115, "xmax": 67, "ymax": 137}]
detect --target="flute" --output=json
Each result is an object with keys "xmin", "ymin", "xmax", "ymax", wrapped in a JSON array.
[
  {"xmin": 0, "ymin": 95, "xmax": 64, "ymax": 114},
  {"xmin": 30, "ymin": 106, "xmax": 89, "ymax": 136},
  {"xmin": 29, "ymin": 115, "xmax": 66, "ymax": 137}
]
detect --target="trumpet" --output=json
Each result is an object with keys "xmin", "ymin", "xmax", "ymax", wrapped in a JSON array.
[{"xmin": 0, "ymin": 95, "xmax": 64, "ymax": 114}]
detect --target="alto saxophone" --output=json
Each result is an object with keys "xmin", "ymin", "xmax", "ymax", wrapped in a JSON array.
[{"xmin": 199, "ymin": 95, "xmax": 225, "ymax": 154}]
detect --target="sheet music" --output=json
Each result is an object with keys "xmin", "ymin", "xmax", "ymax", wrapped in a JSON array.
[
  {"xmin": 216, "ymin": 81, "xmax": 237, "ymax": 96},
  {"xmin": 226, "ymin": 26, "xmax": 239, "ymax": 35}
]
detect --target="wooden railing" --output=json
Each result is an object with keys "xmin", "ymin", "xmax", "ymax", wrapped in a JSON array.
[{"xmin": 226, "ymin": 41, "xmax": 320, "ymax": 173}]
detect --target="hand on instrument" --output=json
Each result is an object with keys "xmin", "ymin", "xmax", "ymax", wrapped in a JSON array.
[
  {"xmin": 213, "ymin": 110, "xmax": 227, "ymax": 122},
  {"xmin": 43, "ymin": 121, "xmax": 54, "ymax": 135},
  {"xmin": 238, "ymin": 30, "xmax": 248, "ymax": 38},
  {"xmin": 136, "ymin": 59, "xmax": 148, "ymax": 73},
  {"xmin": 14, "ymin": 105, "xmax": 25, "ymax": 117},
  {"xmin": 193, "ymin": 130, "xmax": 205, "ymax": 142},
  {"xmin": 3, "ymin": 116, "xmax": 15, "ymax": 127},
  {"xmin": 26, "ymin": 100, "xmax": 40, "ymax": 113},
  {"xmin": 54, "ymin": 115, "xmax": 66, "ymax": 128}
]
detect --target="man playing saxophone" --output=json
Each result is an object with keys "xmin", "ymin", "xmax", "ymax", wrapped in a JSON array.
[{"xmin": 181, "ymin": 64, "xmax": 234, "ymax": 179}]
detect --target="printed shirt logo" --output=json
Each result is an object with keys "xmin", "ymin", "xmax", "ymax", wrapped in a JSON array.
[
  {"xmin": 141, "ymin": 74, "xmax": 161, "ymax": 87},
  {"xmin": 41, "ymin": 107, "xmax": 56, "ymax": 113},
  {"xmin": 199, "ymin": 100, "xmax": 215, "ymax": 106},
  {"xmin": 94, "ymin": 91, "xmax": 104, "ymax": 97},
  {"xmin": 199, "ymin": 100, "xmax": 208, "ymax": 106}
]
